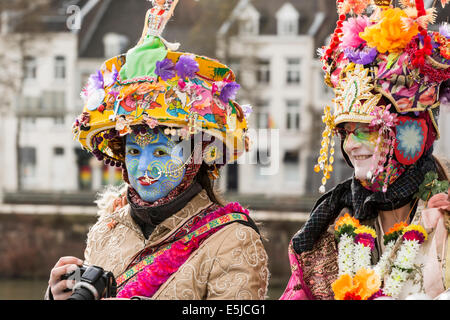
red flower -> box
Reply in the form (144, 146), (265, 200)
(403, 230), (425, 244)
(344, 292), (362, 300)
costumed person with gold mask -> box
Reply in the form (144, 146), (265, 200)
(45, 0), (268, 300)
(281, 0), (450, 300)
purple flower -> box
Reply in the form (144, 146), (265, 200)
(88, 70), (104, 91)
(104, 64), (118, 87)
(219, 81), (240, 103)
(344, 47), (378, 65)
(242, 104), (253, 120)
(155, 58), (176, 81)
(439, 23), (450, 39)
(175, 55), (199, 79)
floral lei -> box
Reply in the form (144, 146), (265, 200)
(332, 213), (428, 300)
(116, 202), (249, 299)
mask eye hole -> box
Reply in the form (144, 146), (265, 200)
(153, 148), (168, 157)
(127, 148), (140, 156)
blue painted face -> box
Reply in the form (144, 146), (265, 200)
(125, 128), (186, 203)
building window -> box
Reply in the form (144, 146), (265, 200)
(42, 91), (65, 112)
(75, 148), (93, 190)
(103, 33), (129, 58)
(54, 56), (66, 79)
(276, 3), (299, 36)
(281, 20), (297, 36)
(24, 56), (37, 79)
(257, 59), (270, 84)
(283, 150), (299, 182)
(286, 58), (301, 85)
(254, 149), (271, 181)
(286, 99), (301, 131)
(19, 147), (37, 189)
(255, 100), (270, 129)
(54, 147), (64, 156)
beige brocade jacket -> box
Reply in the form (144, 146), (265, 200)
(83, 190), (269, 300)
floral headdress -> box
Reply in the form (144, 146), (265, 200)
(73, 10), (250, 177)
(315, 0), (449, 193)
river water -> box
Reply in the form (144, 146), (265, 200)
(0, 279), (285, 300)
(0, 279), (49, 300)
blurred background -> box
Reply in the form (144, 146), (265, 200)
(0, 0), (448, 300)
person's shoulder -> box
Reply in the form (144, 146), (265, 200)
(94, 184), (128, 217)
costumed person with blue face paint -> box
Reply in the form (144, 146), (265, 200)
(45, 0), (268, 300)
(281, 0), (450, 300)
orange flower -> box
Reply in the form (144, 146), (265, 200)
(335, 213), (360, 231)
(332, 269), (381, 300)
(386, 221), (408, 235)
(332, 274), (358, 300)
(353, 268), (381, 300)
(360, 8), (419, 53)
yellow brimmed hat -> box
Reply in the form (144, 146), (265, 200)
(73, 51), (249, 167)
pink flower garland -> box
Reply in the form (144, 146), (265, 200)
(116, 202), (249, 299)
(369, 104), (399, 192)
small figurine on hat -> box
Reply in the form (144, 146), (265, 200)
(118, 0), (180, 84)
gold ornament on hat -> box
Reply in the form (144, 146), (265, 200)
(333, 63), (382, 126)
(315, 105), (336, 194)
(374, 0), (392, 7)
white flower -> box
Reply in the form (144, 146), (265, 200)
(394, 240), (420, 270)
(338, 234), (355, 276)
(353, 243), (372, 272)
(384, 267), (409, 298)
(374, 241), (395, 279)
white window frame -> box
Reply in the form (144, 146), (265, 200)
(286, 58), (301, 85)
(255, 100), (270, 129)
(286, 99), (301, 131)
(54, 55), (66, 79)
(257, 59), (271, 84)
(24, 56), (37, 79)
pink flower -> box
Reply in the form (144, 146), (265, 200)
(355, 233), (375, 250)
(340, 16), (373, 50)
(403, 230), (426, 244)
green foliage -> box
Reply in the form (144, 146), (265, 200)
(335, 225), (356, 241)
(414, 171), (449, 202)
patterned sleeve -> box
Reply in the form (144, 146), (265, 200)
(279, 241), (311, 300)
(206, 224), (269, 300)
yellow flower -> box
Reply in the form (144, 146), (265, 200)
(360, 8), (419, 53)
(355, 225), (377, 239)
(335, 213), (360, 231)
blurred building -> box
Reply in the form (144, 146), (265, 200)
(0, 0), (352, 206)
(216, 0), (352, 196)
(2, 0), (446, 206)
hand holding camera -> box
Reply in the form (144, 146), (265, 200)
(49, 256), (116, 300)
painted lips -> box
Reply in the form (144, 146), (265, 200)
(138, 176), (157, 186)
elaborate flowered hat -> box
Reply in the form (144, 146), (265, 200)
(73, 6), (249, 172)
(315, 0), (450, 193)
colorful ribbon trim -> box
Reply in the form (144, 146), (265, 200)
(115, 212), (248, 287)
